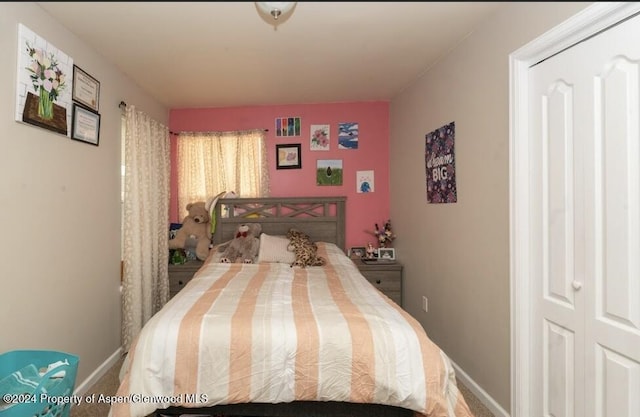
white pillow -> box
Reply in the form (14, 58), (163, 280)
(257, 233), (296, 264)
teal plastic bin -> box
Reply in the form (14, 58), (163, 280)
(0, 350), (79, 417)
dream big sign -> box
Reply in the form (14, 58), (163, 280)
(425, 121), (457, 204)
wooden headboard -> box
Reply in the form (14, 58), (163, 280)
(212, 196), (346, 252)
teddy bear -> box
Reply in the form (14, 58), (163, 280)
(168, 201), (211, 261)
(219, 223), (262, 263)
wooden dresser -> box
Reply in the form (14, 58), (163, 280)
(168, 260), (204, 299)
(352, 258), (403, 307)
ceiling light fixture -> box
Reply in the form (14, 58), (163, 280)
(255, 2), (296, 21)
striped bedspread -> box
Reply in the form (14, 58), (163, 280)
(110, 242), (473, 417)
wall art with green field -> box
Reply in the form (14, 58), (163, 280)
(316, 159), (343, 186)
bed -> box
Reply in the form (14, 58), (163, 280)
(109, 197), (474, 417)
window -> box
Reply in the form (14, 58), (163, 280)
(176, 129), (269, 218)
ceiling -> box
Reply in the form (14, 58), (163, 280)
(37, 2), (506, 109)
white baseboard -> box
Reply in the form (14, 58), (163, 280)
(74, 347), (123, 396)
(451, 359), (510, 417)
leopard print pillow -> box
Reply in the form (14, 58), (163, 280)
(286, 229), (326, 268)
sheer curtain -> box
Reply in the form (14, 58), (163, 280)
(121, 105), (170, 352)
(176, 129), (269, 218)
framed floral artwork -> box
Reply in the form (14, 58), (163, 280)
(310, 124), (330, 151)
(15, 23), (74, 136)
(276, 143), (301, 169)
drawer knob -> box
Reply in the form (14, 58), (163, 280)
(376, 280), (381, 284)
(179, 280), (184, 285)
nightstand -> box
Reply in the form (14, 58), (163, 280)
(168, 260), (203, 298)
(352, 258), (403, 307)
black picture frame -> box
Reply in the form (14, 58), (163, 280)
(71, 103), (100, 146)
(276, 143), (302, 169)
(72, 65), (100, 112)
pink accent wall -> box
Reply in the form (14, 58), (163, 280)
(169, 101), (390, 250)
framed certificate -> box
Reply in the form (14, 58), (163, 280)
(72, 65), (100, 112)
(71, 104), (100, 146)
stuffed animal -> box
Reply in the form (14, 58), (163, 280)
(168, 201), (211, 261)
(219, 223), (262, 263)
(286, 229), (326, 268)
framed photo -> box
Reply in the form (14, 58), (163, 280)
(71, 104), (100, 146)
(349, 246), (366, 258)
(377, 247), (396, 261)
(72, 65), (100, 112)
(276, 143), (301, 169)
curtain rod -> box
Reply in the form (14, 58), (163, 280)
(118, 101), (269, 135)
(119, 101), (180, 135)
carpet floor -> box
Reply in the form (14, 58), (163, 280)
(70, 356), (494, 417)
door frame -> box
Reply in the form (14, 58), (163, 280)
(508, 3), (640, 416)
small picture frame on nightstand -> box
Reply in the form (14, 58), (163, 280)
(377, 248), (396, 261)
(349, 246), (366, 258)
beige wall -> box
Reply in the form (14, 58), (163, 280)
(389, 2), (592, 411)
(0, 3), (167, 383)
